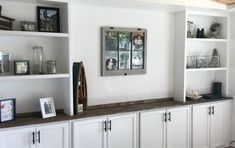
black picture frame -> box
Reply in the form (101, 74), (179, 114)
(14, 60), (30, 75)
(37, 6), (60, 33)
(0, 98), (16, 123)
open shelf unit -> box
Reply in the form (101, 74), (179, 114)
(173, 10), (229, 102)
(0, 0), (72, 115)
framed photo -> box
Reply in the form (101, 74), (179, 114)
(14, 60), (30, 75)
(40, 97), (56, 119)
(101, 27), (147, 76)
(20, 21), (37, 31)
(0, 98), (16, 123)
(37, 6), (60, 32)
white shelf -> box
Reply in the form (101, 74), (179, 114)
(0, 74), (69, 81)
(2, 0), (68, 4)
(186, 67), (227, 72)
(187, 38), (227, 42)
(0, 30), (69, 38)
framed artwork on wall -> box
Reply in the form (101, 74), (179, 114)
(101, 27), (147, 76)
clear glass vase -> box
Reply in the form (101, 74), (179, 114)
(33, 46), (44, 74)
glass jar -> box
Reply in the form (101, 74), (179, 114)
(47, 60), (57, 74)
(33, 46), (44, 74)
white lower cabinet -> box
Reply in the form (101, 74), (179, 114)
(140, 106), (191, 148)
(192, 100), (232, 148)
(72, 113), (137, 148)
(0, 122), (69, 148)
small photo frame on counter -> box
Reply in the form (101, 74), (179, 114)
(40, 97), (56, 119)
(14, 60), (30, 75)
(0, 98), (16, 123)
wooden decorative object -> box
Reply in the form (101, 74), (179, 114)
(73, 62), (88, 115)
(213, 0), (235, 5)
(0, 5), (15, 30)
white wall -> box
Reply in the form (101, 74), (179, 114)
(71, 4), (175, 105)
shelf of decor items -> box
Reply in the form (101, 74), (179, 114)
(186, 67), (227, 72)
(187, 38), (227, 42)
(0, 30), (69, 38)
(0, 74), (69, 80)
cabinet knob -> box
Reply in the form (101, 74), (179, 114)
(168, 112), (171, 122)
(212, 106), (215, 115)
(208, 107), (211, 115)
(163, 113), (167, 122)
(104, 121), (107, 132)
(108, 120), (112, 131)
(38, 131), (41, 143)
(32, 132), (35, 144)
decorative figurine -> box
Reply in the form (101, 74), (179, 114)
(0, 5), (15, 30)
(196, 28), (205, 38)
(209, 48), (220, 67)
(207, 23), (222, 39)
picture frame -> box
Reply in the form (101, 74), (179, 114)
(0, 98), (16, 123)
(14, 60), (30, 75)
(40, 97), (56, 119)
(101, 27), (147, 76)
(37, 6), (60, 33)
(20, 21), (37, 31)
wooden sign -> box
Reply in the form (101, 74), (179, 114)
(73, 62), (88, 115)
(213, 0), (235, 5)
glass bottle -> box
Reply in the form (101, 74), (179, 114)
(33, 46), (44, 74)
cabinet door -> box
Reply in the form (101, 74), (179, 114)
(224, 100), (233, 145)
(0, 127), (36, 148)
(73, 117), (107, 148)
(107, 113), (137, 148)
(140, 109), (166, 148)
(210, 102), (225, 148)
(192, 104), (210, 148)
(36, 122), (68, 148)
(166, 106), (191, 148)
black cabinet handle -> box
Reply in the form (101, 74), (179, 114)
(108, 120), (112, 131)
(104, 121), (107, 132)
(32, 132), (35, 144)
(38, 131), (41, 143)
(212, 106), (215, 115)
(208, 107), (211, 115)
(168, 112), (171, 122)
(163, 113), (167, 122)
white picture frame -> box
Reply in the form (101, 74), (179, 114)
(40, 97), (56, 118)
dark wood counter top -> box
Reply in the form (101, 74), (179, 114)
(0, 97), (232, 129)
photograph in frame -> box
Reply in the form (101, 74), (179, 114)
(118, 32), (131, 51)
(119, 51), (130, 70)
(37, 6), (60, 32)
(132, 32), (144, 50)
(0, 98), (16, 123)
(40, 97), (56, 119)
(105, 31), (118, 51)
(132, 51), (144, 69)
(105, 51), (118, 70)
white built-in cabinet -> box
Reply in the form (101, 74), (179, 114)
(140, 106), (191, 148)
(0, 0), (73, 115)
(173, 10), (229, 103)
(72, 113), (137, 148)
(0, 122), (68, 148)
(192, 100), (232, 148)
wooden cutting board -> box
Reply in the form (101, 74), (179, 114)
(214, 0), (235, 5)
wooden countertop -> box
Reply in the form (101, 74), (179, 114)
(0, 97), (232, 129)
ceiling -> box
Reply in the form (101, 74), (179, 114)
(214, 0), (235, 5)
